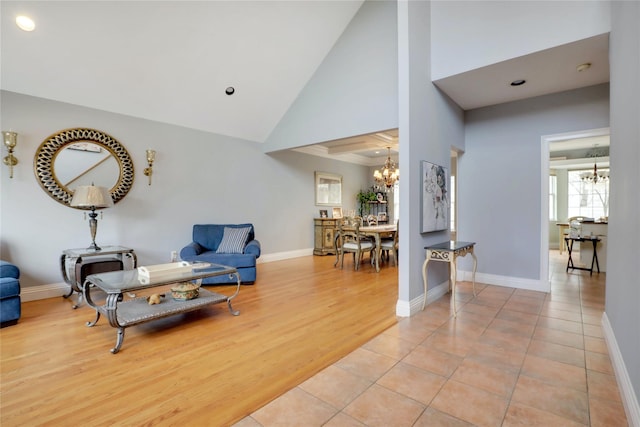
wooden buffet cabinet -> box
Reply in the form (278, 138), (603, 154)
(314, 218), (337, 255)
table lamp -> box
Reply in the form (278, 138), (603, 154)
(70, 184), (114, 250)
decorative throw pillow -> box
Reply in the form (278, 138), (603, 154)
(216, 227), (251, 254)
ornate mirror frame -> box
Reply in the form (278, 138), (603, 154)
(34, 128), (134, 207)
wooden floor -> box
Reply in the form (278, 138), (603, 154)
(0, 255), (399, 426)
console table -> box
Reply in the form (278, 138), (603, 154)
(565, 236), (600, 275)
(83, 263), (240, 353)
(421, 241), (477, 316)
(61, 246), (137, 308)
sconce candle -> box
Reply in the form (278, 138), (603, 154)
(2, 131), (18, 179)
(143, 149), (156, 185)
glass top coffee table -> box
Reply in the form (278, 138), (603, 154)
(83, 262), (241, 354)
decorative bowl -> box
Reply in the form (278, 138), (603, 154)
(170, 282), (199, 301)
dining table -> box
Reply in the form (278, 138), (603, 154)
(334, 223), (397, 272)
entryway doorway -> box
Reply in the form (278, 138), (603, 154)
(541, 127), (610, 285)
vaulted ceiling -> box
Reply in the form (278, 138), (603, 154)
(1, 1), (610, 165)
(1, 1), (364, 142)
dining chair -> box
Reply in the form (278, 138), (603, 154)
(380, 220), (399, 266)
(337, 220), (375, 271)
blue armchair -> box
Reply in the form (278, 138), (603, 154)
(180, 224), (260, 285)
(1, 260), (21, 327)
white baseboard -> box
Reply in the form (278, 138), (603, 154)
(21, 258), (552, 309)
(21, 282), (69, 302)
(397, 270), (551, 318)
(21, 249), (315, 302)
(396, 279), (449, 317)
(602, 313), (640, 427)
(257, 248), (313, 263)
(458, 269), (550, 293)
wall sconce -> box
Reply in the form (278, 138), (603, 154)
(143, 149), (156, 185)
(2, 131), (18, 179)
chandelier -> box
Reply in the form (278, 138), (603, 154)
(373, 147), (399, 190)
(580, 147), (609, 183)
(580, 161), (609, 183)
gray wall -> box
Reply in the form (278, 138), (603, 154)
(461, 84), (609, 280)
(431, 0), (611, 79)
(608, 0), (640, 404)
(264, 0), (398, 152)
(397, 0), (465, 309)
(0, 91), (371, 289)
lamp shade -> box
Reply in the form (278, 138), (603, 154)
(70, 185), (114, 209)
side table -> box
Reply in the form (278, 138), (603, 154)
(61, 246), (137, 308)
(421, 241), (477, 316)
(564, 236), (600, 275)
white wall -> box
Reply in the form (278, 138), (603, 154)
(461, 84), (609, 283)
(264, 0), (398, 152)
(0, 91), (370, 290)
(431, 0), (611, 79)
(607, 0), (640, 413)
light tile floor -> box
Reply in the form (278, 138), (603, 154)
(235, 251), (628, 426)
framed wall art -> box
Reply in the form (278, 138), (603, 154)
(421, 161), (449, 233)
(315, 171), (342, 206)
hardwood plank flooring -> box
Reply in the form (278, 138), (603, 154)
(0, 255), (398, 426)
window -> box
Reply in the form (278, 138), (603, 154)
(549, 174), (557, 221)
(567, 169), (609, 219)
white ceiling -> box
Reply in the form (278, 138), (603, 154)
(550, 135), (610, 153)
(0, 1), (364, 142)
(433, 34), (610, 110)
(293, 128), (399, 166)
(1, 1), (610, 163)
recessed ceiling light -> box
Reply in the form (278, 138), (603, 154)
(510, 79), (526, 86)
(577, 63), (591, 72)
(225, 87), (235, 96)
(16, 15), (35, 32)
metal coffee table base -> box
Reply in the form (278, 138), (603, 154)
(86, 288), (238, 354)
(83, 265), (241, 354)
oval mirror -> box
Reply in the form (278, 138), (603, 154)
(54, 142), (120, 191)
(34, 128), (134, 207)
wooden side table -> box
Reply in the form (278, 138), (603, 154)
(421, 241), (477, 316)
(60, 246), (137, 308)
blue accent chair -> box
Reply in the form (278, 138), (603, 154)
(180, 224), (261, 285)
(0, 260), (21, 327)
